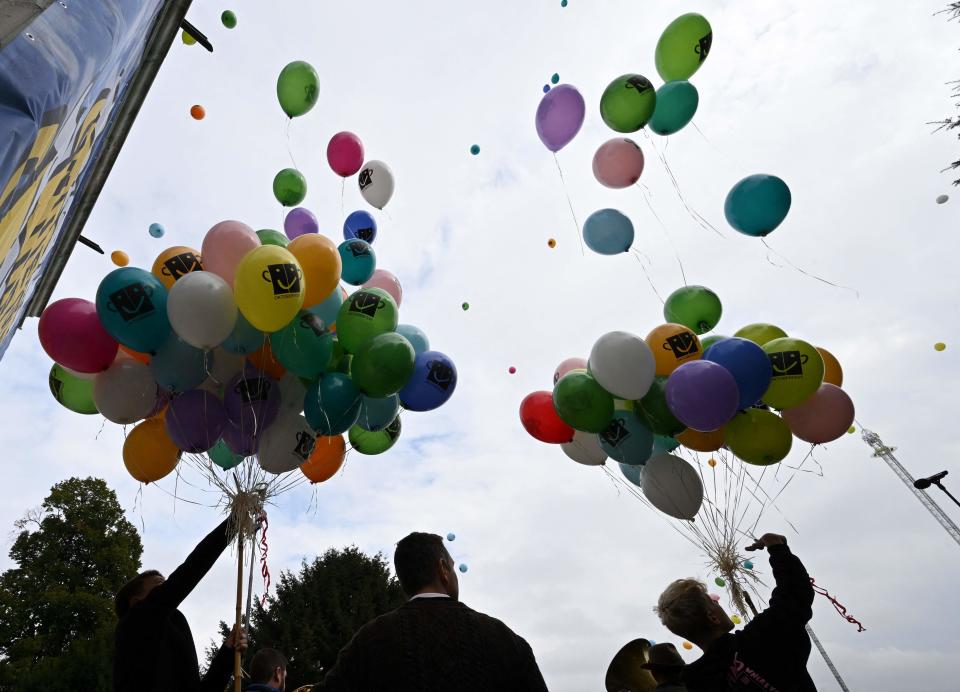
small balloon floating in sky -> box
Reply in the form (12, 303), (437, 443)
(470, 144), (480, 155)
(547, 238), (556, 248)
(508, 366), (517, 374)
(551, 73), (560, 85)
(682, 642), (693, 650)
(110, 251), (129, 267)
(148, 223), (165, 239)
(714, 577), (725, 587)
(743, 560), (754, 570)
(732, 615), (742, 625)
(543, 84), (551, 93)
(458, 564), (468, 573)
(221, 10), (237, 28)
(461, 302), (469, 311)
(190, 105), (205, 120)
(181, 30), (196, 45)
(936, 194), (949, 204)
(847, 425), (856, 435)
(707, 458), (717, 468)
(935, 342), (946, 352)
(446, 532), (456, 541)
(560, 0), (568, 6)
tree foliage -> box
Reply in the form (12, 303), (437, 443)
(934, 3), (960, 185)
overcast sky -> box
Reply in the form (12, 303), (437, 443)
(2, 0), (960, 689)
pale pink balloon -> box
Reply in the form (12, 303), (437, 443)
(201, 220), (260, 287)
(362, 268), (402, 306)
(553, 357), (587, 385)
(782, 384), (855, 445)
(592, 138), (645, 189)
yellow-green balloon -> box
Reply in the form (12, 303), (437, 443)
(724, 408), (792, 465)
(349, 416), (401, 455)
(600, 74), (657, 133)
(761, 337), (824, 409)
(277, 61), (319, 118)
(734, 323), (787, 346)
(49, 364), (98, 414)
(655, 13), (713, 82)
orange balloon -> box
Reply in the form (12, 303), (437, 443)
(123, 418), (181, 483)
(111, 250), (129, 267)
(119, 344), (151, 364)
(646, 323), (702, 376)
(301, 435), (346, 483)
(816, 347), (843, 388)
(707, 458), (717, 468)
(288, 234), (342, 307)
(248, 341), (285, 380)
(151, 246), (203, 290)
(190, 104), (205, 120)
(682, 642), (693, 650)
(677, 427), (725, 452)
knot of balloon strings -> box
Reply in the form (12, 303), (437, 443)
(259, 510), (272, 606)
(810, 576), (865, 632)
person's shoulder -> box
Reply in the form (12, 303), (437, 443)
(459, 603), (531, 645)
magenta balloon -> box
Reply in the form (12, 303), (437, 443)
(39, 298), (118, 373)
(665, 360), (740, 432)
(535, 84), (586, 152)
(553, 357), (587, 385)
(327, 131), (365, 177)
(592, 138), (645, 189)
(361, 268), (403, 306)
(201, 220), (260, 286)
(283, 207), (319, 240)
(782, 384), (855, 444)
(165, 389), (227, 453)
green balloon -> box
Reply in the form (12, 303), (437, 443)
(272, 310), (334, 379)
(257, 228), (289, 248)
(49, 364), (97, 414)
(277, 60), (319, 118)
(349, 416), (402, 455)
(648, 81), (699, 136)
(335, 288), (399, 353)
(655, 13), (713, 82)
(600, 74), (657, 133)
(761, 338), (824, 409)
(210, 439), (244, 470)
(273, 168), (307, 207)
(700, 334), (728, 350)
(553, 371), (614, 433)
(221, 10), (237, 28)
(664, 285), (721, 335)
(734, 323), (787, 346)
(351, 333), (415, 398)
(724, 408), (792, 465)
(636, 377), (685, 436)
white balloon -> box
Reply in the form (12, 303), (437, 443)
(561, 430), (608, 466)
(209, 348), (246, 385)
(167, 271), (237, 350)
(936, 194), (949, 205)
(258, 413), (316, 474)
(93, 359), (158, 424)
(641, 453), (703, 520)
(279, 373), (307, 414)
(588, 331), (655, 399)
(358, 160), (395, 209)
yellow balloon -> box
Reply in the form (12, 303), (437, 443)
(847, 425), (856, 435)
(181, 29), (196, 45)
(151, 245), (203, 290)
(123, 418), (181, 483)
(732, 615), (742, 625)
(646, 323), (702, 376)
(682, 641), (693, 650)
(935, 342), (946, 352)
(288, 234), (341, 307)
(234, 245), (304, 332)
(111, 250), (129, 267)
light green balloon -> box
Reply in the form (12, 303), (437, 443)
(761, 338), (824, 409)
(210, 439), (244, 470)
(648, 81), (699, 136)
(600, 74), (656, 133)
(273, 168), (307, 207)
(49, 364), (98, 415)
(655, 13), (713, 82)
(334, 288), (399, 353)
(663, 285), (721, 335)
(734, 323), (787, 346)
(349, 416), (401, 455)
(257, 228), (289, 248)
(277, 60), (319, 118)
(724, 408), (792, 465)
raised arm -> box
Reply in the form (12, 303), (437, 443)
(747, 533), (814, 624)
(146, 517), (234, 612)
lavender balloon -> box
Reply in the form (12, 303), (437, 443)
(283, 207), (319, 240)
(165, 390), (226, 453)
(665, 360), (740, 433)
(224, 367), (280, 434)
(535, 84), (586, 152)
(223, 421), (259, 456)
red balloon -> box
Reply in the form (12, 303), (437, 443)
(781, 384), (855, 444)
(520, 391), (574, 443)
(39, 298), (118, 373)
(326, 131), (365, 178)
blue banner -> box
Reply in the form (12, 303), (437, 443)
(0, 0), (165, 357)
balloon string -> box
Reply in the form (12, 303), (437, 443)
(629, 249), (664, 303)
(810, 577), (865, 632)
(340, 179), (345, 217)
(285, 118), (300, 170)
(259, 510), (271, 606)
(759, 239), (859, 297)
(552, 153), (584, 256)
(636, 182), (687, 286)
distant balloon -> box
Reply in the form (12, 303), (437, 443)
(551, 73), (560, 84)
(936, 194), (949, 204)
(548, 238), (556, 248)
(447, 533), (456, 541)
(743, 560), (753, 570)
(470, 144), (480, 155)
(181, 30), (196, 45)
(707, 457), (717, 467)
(190, 105), (205, 120)
(935, 342), (946, 351)
(543, 84), (551, 93)
(221, 10), (237, 28)
(535, 84), (586, 152)
(847, 425), (856, 434)
(462, 302), (469, 311)
(732, 615), (742, 625)
(149, 223), (165, 238)
(111, 251), (129, 267)
(459, 564), (468, 573)
(715, 577), (725, 587)
(682, 642), (693, 650)
(725, 174), (791, 237)
(561, 0), (567, 6)
(508, 366), (516, 374)
(583, 208), (634, 254)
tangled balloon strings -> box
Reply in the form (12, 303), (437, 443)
(552, 153), (585, 255)
(634, 183), (688, 287)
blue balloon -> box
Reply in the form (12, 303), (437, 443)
(396, 324), (430, 355)
(149, 222), (165, 238)
(304, 372), (361, 435)
(343, 210), (377, 244)
(724, 174), (791, 237)
(458, 564), (468, 573)
(583, 208), (634, 255)
(150, 334), (211, 392)
(357, 394), (400, 431)
(95, 267), (171, 353)
(338, 239), (377, 286)
(618, 461), (644, 487)
(598, 410), (654, 466)
(653, 434), (680, 455)
(308, 286), (345, 332)
(221, 313), (264, 355)
(446, 532), (456, 541)
(399, 350), (457, 412)
(704, 337), (772, 410)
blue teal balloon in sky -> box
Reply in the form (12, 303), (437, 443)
(583, 209), (634, 255)
(724, 174), (791, 237)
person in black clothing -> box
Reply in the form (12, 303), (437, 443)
(320, 532), (549, 691)
(654, 533), (816, 691)
(113, 515), (249, 692)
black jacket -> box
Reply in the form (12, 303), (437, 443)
(113, 518), (236, 692)
(683, 544), (816, 691)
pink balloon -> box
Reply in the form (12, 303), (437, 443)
(781, 384), (855, 444)
(592, 138), (645, 189)
(362, 269), (402, 306)
(327, 131), (365, 178)
(39, 298), (118, 373)
(201, 220), (260, 286)
(553, 357), (587, 385)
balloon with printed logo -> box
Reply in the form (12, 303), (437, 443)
(781, 384), (855, 444)
(201, 221), (260, 287)
(210, 439), (244, 469)
(677, 427), (724, 452)
(583, 208), (635, 254)
(123, 418), (181, 483)
(95, 268), (171, 354)
(151, 246), (204, 290)
(351, 332), (415, 398)
(277, 60), (319, 118)
(234, 245), (304, 332)
(397, 324), (429, 355)
(349, 415), (402, 455)
(589, 331), (655, 399)
(259, 413), (318, 473)
(304, 372), (362, 435)
(553, 357), (587, 386)
(552, 370), (614, 433)
(165, 389), (226, 453)
(649, 81), (699, 136)
(301, 434), (346, 481)
(655, 13), (713, 82)
(221, 313), (264, 355)
(361, 269), (402, 306)
(271, 311), (334, 379)
(338, 239), (377, 286)
(666, 360), (740, 432)
(664, 286), (722, 335)
(817, 347), (843, 387)
(288, 234), (341, 307)
(39, 298), (118, 373)
(725, 175), (791, 237)
(327, 131), (365, 177)
(334, 287), (399, 353)
(93, 359), (159, 424)
(273, 168), (307, 207)
(592, 138), (645, 188)
(724, 408), (792, 465)
(703, 337), (771, 410)
(734, 323), (787, 346)
(256, 229), (289, 248)
(358, 394), (401, 431)
(637, 377), (685, 436)
(762, 338), (824, 409)
(535, 83), (586, 152)
(561, 429), (607, 466)
(399, 350), (457, 412)
(224, 367), (280, 433)
(646, 323), (702, 376)
(283, 207), (319, 240)
(49, 364), (98, 414)
(520, 391), (575, 443)
(167, 271), (237, 350)
(600, 74), (656, 133)
(598, 410), (654, 465)
(223, 422), (259, 456)
(642, 453), (703, 520)
(343, 210), (378, 244)
(150, 334), (211, 392)
(358, 160), (395, 209)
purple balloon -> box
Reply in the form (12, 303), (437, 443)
(165, 390), (226, 453)
(535, 84), (586, 152)
(224, 367), (280, 434)
(148, 388), (172, 418)
(283, 207), (319, 240)
(665, 361), (740, 433)
(223, 421), (259, 456)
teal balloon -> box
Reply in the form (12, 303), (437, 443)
(598, 410), (654, 466)
(357, 394), (400, 431)
(95, 267), (170, 353)
(150, 334), (211, 392)
(653, 434), (681, 454)
(396, 324), (429, 354)
(210, 439), (243, 469)
(583, 208), (634, 255)
(618, 462), (644, 488)
(308, 286), (345, 332)
(338, 240), (377, 286)
(648, 81), (699, 136)
(272, 311), (334, 379)
(304, 373), (361, 435)
(257, 228), (289, 248)
(221, 313), (264, 355)
(724, 174), (791, 237)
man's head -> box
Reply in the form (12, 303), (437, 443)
(250, 648), (287, 691)
(655, 579), (733, 647)
(394, 532), (459, 600)
(115, 570), (165, 618)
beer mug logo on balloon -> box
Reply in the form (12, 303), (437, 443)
(425, 360), (454, 390)
(768, 351), (807, 378)
(600, 417), (631, 448)
(299, 313), (327, 337)
(161, 252), (202, 281)
(356, 227), (374, 242)
(348, 291), (382, 319)
(107, 283), (155, 322)
(385, 417), (402, 441)
(293, 430), (317, 460)
(234, 377), (271, 404)
(696, 32), (713, 62)
(261, 263), (302, 297)
(358, 168), (373, 190)
(664, 333), (699, 359)
(348, 241), (370, 258)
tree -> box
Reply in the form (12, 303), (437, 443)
(0, 477), (142, 691)
(933, 3), (960, 185)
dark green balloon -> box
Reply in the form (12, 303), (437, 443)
(663, 285), (722, 335)
(210, 439), (243, 469)
(335, 287), (399, 353)
(552, 371), (614, 433)
(600, 74), (656, 133)
(648, 80), (699, 136)
(273, 168), (307, 207)
(349, 415), (401, 455)
(49, 364), (97, 414)
(257, 228), (289, 247)
(351, 332), (415, 398)
(636, 376), (685, 436)
(277, 60), (319, 118)
(221, 10), (237, 28)
(271, 310), (334, 379)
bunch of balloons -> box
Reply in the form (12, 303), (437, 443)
(38, 217), (457, 486)
(519, 285), (854, 521)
